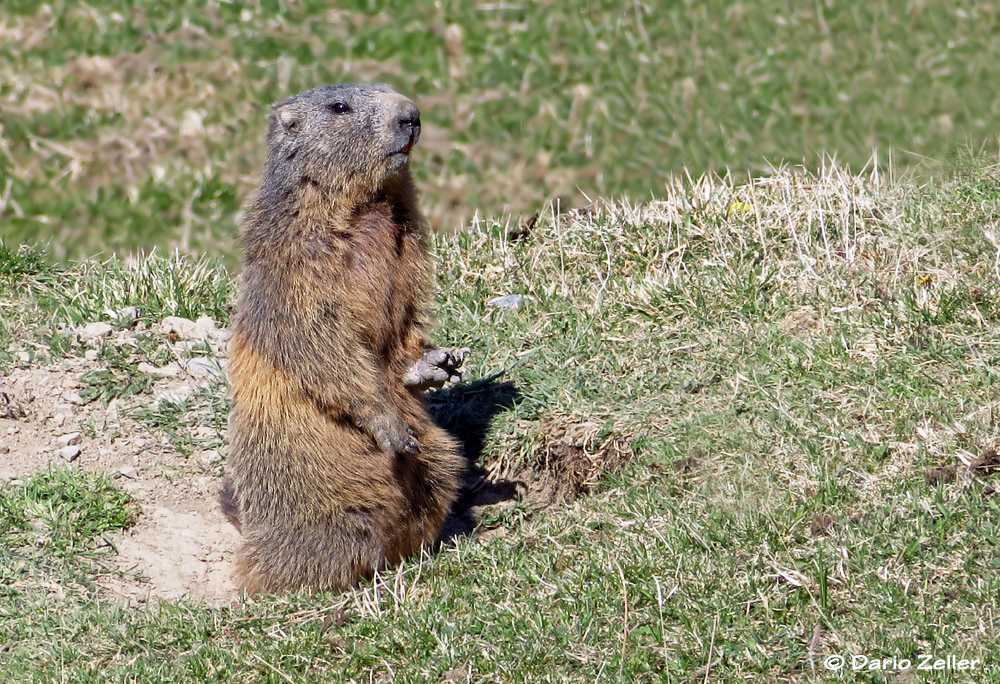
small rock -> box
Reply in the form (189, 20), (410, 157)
(138, 361), (182, 378)
(197, 450), (218, 465)
(215, 328), (233, 343)
(0, 445), (9, 455)
(194, 425), (216, 439)
(62, 391), (84, 405)
(161, 315), (219, 341)
(56, 432), (82, 447)
(51, 413), (67, 427)
(16, 351), (30, 364)
(153, 385), (194, 407)
(195, 315), (219, 338)
(105, 306), (140, 325)
(84, 349), (99, 361)
(184, 357), (224, 378)
(6, 426), (19, 435)
(118, 466), (139, 479)
(59, 445), (82, 462)
(106, 399), (120, 423)
(160, 316), (200, 339)
(79, 322), (114, 339)
(486, 294), (535, 310)
(134, 438), (146, 448)
(174, 340), (215, 352)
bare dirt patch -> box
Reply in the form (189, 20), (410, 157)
(1, 341), (239, 606)
(970, 447), (1000, 477)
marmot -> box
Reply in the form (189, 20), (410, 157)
(222, 83), (466, 594)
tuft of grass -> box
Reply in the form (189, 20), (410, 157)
(0, 469), (136, 556)
(33, 250), (235, 325)
(77, 344), (155, 406)
(0, 240), (51, 282)
(135, 383), (230, 459)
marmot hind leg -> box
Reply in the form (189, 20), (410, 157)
(235, 511), (384, 594)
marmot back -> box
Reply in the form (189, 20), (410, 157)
(223, 83), (464, 594)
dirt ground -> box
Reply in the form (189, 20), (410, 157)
(1, 323), (240, 605)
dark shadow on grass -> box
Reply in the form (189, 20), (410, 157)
(426, 376), (522, 543)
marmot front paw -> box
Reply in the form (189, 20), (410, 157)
(403, 347), (470, 391)
(363, 412), (420, 456)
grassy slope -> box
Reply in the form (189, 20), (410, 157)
(2, 158), (1000, 682)
(3, 0), (1000, 260)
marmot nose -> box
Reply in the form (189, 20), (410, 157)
(396, 102), (421, 135)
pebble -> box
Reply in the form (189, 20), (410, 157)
(118, 466), (139, 479)
(185, 357), (225, 378)
(59, 445), (82, 462)
(161, 316), (198, 338)
(153, 385), (194, 407)
(84, 349), (99, 361)
(17, 351), (30, 364)
(62, 391), (84, 405)
(197, 450), (218, 465)
(56, 432), (82, 447)
(0, 445), (9, 455)
(138, 362), (182, 378)
(105, 306), (140, 325)
(160, 315), (221, 341)
(51, 414), (67, 427)
(486, 294), (536, 310)
(79, 322), (114, 339)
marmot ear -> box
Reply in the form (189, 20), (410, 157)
(276, 106), (299, 134)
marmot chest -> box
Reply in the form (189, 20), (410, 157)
(338, 208), (425, 355)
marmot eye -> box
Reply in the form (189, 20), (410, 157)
(330, 102), (351, 115)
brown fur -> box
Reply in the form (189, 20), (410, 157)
(222, 83), (464, 594)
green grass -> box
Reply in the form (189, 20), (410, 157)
(3, 1), (1000, 260)
(0, 469), (136, 600)
(3, 157), (1000, 681)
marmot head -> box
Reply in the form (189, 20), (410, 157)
(264, 83), (421, 203)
